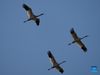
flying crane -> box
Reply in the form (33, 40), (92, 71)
(47, 50), (66, 74)
(68, 28), (88, 52)
(22, 4), (44, 26)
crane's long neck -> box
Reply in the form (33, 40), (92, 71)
(80, 35), (88, 40)
(58, 60), (66, 65)
(36, 13), (44, 17)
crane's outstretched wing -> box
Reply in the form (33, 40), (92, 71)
(70, 28), (79, 40)
(56, 65), (64, 73)
(76, 40), (87, 52)
(23, 4), (34, 18)
(48, 51), (57, 65)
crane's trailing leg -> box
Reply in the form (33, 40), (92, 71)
(24, 18), (31, 23)
(48, 66), (55, 70)
(68, 40), (76, 45)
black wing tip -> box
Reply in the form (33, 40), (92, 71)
(47, 51), (52, 58)
(22, 3), (27, 7)
(70, 27), (74, 33)
(36, 19), (40, 26)
(22, 3), (30, 10)
(59, 69), (64, 74)
(48, 50), (51, 55)
(81, 46), (87, 52)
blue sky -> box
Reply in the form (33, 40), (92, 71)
(0, 0), (100, 75)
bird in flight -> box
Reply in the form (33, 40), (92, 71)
(22, 4), (44, 26)
(68, 28), (88, 52)
(47, 50), (66, 74)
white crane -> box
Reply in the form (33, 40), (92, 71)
(22, 4), (44, 26)
(68, 28), (88, 52)
(47, 51), (66, 74)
